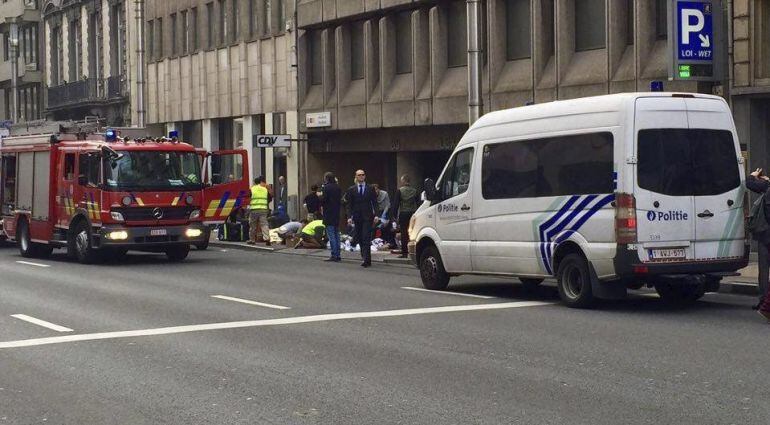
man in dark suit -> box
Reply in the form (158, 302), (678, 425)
(346, 169), (377, 267)
(320, 172), (343, 262)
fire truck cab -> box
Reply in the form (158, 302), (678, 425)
(0, 124), (249, 263)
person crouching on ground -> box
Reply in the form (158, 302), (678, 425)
(298, 219), (326, 249)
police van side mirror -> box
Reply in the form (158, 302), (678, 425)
(424, 178), (438, 202)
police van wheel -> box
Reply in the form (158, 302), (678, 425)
(419, 246), (450, 290)
(519, 278), (544, 290)
(72, 222), (98, 264)
(556, 254), (595, 308)
(166, 245), (190, 262)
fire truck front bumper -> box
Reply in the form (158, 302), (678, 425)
(96, 224), (207, 248)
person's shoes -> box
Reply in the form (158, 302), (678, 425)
(361, 261), (371, 268)
(333, 257), (342, 262)
(324, 257), (337, 262)
(398, 254), (408, 259)
(758, 310), (770, 322)
(246, 241), (256, 245)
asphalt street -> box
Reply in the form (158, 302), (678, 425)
(0, 243), (768, 425)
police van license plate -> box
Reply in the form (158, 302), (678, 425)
(650, 248), (686, 260)
(150, 229), (167, 236)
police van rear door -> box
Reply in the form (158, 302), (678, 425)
(634, 97), (696, 263)
(685, 98), (744, 261)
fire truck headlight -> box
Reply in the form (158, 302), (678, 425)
(106, 230), (129, 241)
(121, 196), (132, 206)
(185, 195), (195, 205)
(110, 211), (125, 222)
(189, 209), (201, 220)
(185, 228), (203, 238)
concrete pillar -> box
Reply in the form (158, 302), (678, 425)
(202, 119), (219, 151)
(264, 112), (274, 186)
(286, 110), (300, 219)
(243, 115), (257, 184)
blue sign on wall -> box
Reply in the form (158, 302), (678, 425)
(677, 1), (714, 61)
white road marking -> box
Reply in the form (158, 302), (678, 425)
(400, 286), (496, 299)
(15, 261), (50, 268)
(211, 295), (291, 310)
(10, 314), (73, 332)
(0, 301), (553, 349)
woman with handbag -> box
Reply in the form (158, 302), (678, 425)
(747, 168), (770, 320)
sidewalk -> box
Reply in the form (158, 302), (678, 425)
(209, 238), (761, 296)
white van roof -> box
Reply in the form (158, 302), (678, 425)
(458, 92), (728, 146)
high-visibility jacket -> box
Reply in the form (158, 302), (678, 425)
(301, 220), (325, 236)
(250, 185), (269, 210)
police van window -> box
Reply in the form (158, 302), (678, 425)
(638, 129), (739, 196)
(441, 148), (474, 200)
(78, 153), (101, 186)
(482, 132), (614, 199)
(64, 153), (75, 180)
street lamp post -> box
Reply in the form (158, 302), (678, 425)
(466, 0), (483, 125)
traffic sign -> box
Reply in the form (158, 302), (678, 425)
(670, 0), (721, 81)
(253, 134), (292, 148)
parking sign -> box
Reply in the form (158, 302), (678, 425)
(670, 0), (720, 81)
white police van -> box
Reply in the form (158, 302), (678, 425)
(408, 93), (748, 307)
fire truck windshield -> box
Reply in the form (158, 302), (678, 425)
(104, 151), (202, 191)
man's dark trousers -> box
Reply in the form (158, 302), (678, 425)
(354, 217), (372, 264)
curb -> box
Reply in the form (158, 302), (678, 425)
(719, 281), (760, 296)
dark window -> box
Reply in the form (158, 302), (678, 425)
(181, 11), (189, 54)
(157, 18), (164, 57)
(275, 0), (285, 33)
(248, 0), (255, 36)
(440, 148), (474, 200)
(350, 21), (364, 80)
(447, 1), (467, 67)
(260, 0), (269, 35)
(78, 153), (101, 186)
(575, 0), (606, 51)
(505, 0), (531, 60)
(627, 0), (634, 45)
(310, 30), (322, 85)
(638, 129), (740, 197)
(146, 20), (154, 58)
(482, 133), (614, 199)
(218, 0), (226, 44)
(656, 0), (667, 40)
(207, 2), (214, 48)
(64, 154), (76, 180)
(232, 0), (239, 40)
(191, 8), (199, 50)
(171, 13), (177, 55)
(395, 11), (412, 74)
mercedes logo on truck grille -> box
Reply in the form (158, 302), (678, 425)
(152, 207), (164, 219)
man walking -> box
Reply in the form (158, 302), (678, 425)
(346, 169), (377, 267)
(320, 172), (342, 262)
(390, 174), (419, 258)
(277, 176), (288, 211)
(248, 176), (272, 247)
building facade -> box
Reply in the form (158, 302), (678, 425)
(0, 0), (44, 124)
(143, 0), (302, 217)
(41, 0), (139, 126)
(731, 0), (770, 174)
(296, 0), (715, 193)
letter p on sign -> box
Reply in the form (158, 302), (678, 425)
(681, 9), (704, 44)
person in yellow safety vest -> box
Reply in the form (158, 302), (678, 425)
(298, 219), (326, 249)
(248, 175), (272, 246)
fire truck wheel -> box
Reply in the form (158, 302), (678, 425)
(195, 227), (211, 250)
(166, 245), (190, 262)
(17, 220), (51, 258)
(71, 221), (98, 264)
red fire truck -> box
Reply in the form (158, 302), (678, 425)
(0, 123), (249, 262)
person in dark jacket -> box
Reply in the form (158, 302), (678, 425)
(304, 185), (321, 221)
(346, 169), (377, 267)
(747, 167), (770, 320)
(390, 174), (419, 258)
(320, 172), (343, 262)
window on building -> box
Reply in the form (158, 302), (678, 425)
(69, 18), (83, 79)
(248, 0), (256, 36)
(575, 0), (605, 51)
(505, 0), (531, 60)
(274, 0), (285, 33)
(51, 26), (62, 85)
(206, 2), (214, 48)
(191, 7), (199, 51)
(542, 0), (554, 59)
(447, 1), (467, 67)
(181, 11), (189, 54)
(171, 13), (178, 55)
(157, 18), (164, 57)
(146, 20), (154, 59)
(310, 30), (322, 85)
(20, 25), (38, 67)
(481, 133), (614, 200)
(395, 11), (412, 74)
(232, 0), (239, 40)
(261, 0), (270, 36)
(3, 32), (9, 62)
(655, 0), (667, 40)
(627, 0), (634, 45)
(218, 0), (227, 44)
(350, 21), (364, 80)
(110, 3), (127, 76)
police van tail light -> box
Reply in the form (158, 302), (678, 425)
(615, 193), (637, 244)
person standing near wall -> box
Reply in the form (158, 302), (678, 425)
(248, 176), (272, 247)
(390, 174), (419, 258)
